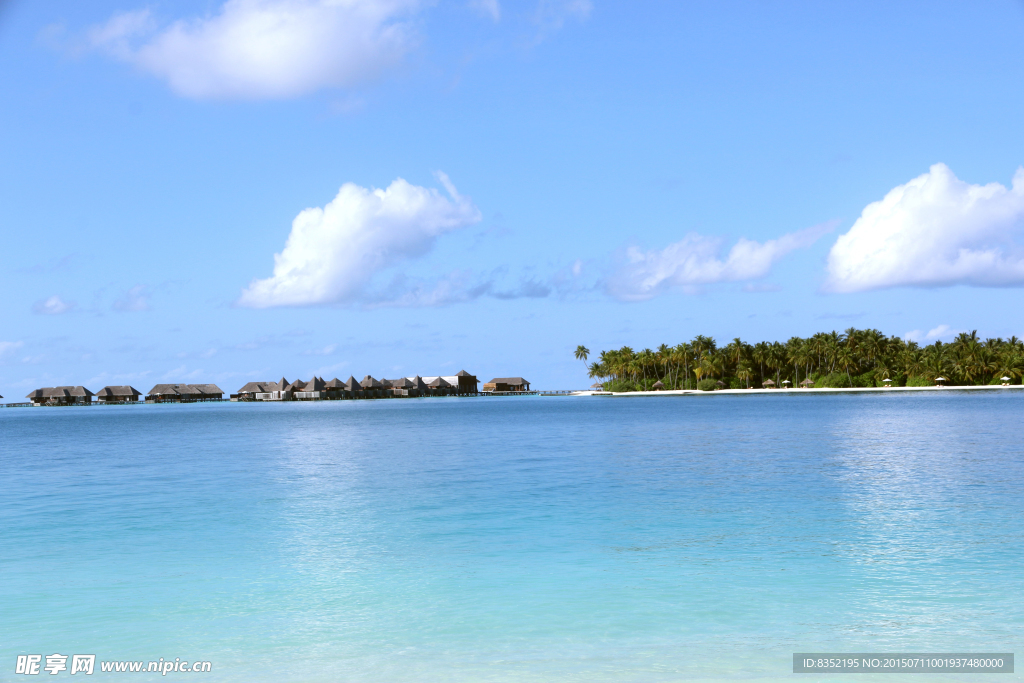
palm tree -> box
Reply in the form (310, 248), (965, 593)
(574, 345), (590, 373)
(786, 337), (803, 386)
(836, 347), (855, 387)
(995, 353), (1024, 382)
(770, 341), (787, 386)
(752, 342), (770, 386)
(736, 362), (753, 389)
(922, 343), (951, 383)
(588, 327), (1024, 392)
(678, 343), (693, 389)
(639, 349), (656, 386)
(725, 337), (745, 368)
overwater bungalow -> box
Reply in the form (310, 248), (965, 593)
(427, 376), (453, 395)
(483, 377), (531, 392)
(27, 386), (94, 405)
(235, 379), (287, 401)
(95, 386), (142, 403)
(146, 383), (224, 403)
(233, 370), (479, 402)
(417, 370), (478, 394)
(323, 378), (347, 398)
(361, 375), (384, 397)
(386, 377), (417, 397)
(294, 376), (326, 400)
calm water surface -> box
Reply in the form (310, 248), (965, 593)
(2, 393), (1022, 681)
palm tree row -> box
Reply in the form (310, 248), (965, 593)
(585, 328), (1024, 391)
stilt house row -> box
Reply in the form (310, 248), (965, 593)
(25, 384), (223, 405)
(233, 371), (479, 401)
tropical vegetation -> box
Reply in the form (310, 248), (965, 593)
(584, 329), (1024, 391)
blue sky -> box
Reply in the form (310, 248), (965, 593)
(2, 0), (1024, 395)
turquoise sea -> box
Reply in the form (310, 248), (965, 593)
(2, 393), (1022, 681)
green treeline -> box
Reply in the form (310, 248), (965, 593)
(586, 329), (1024, 392)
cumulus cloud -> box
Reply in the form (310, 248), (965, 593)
(113, 284), (152, 312)
(90, 0), (419, 100)
(238, 173), (482, 308)
(825, 164), (1024, 292)
(32, 295), (75, 315)
(605, 223), (832, 302)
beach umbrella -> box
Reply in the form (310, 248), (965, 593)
(653, 381), (666, 390)
(762, 379), (775, 387)
(1001, 376), (1011, 381)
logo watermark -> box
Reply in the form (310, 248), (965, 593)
(15, 655), (211, 675)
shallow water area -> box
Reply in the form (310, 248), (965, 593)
(2, 393), (1022, 681)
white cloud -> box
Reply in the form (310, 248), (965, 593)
(304, 344), (338, 355)
(113, 284), (152, 312)
(162, 365), (206, 381)
(535, 0), (591, 32)
(469, 0), (501, 22)
(85, 370), (153, 387)
(238, 173), (482, 308)
(825, 164), (1024, 292)
(90, 0), (419, 100)
(742, 283), (782, 293)
(903, 324), (958, 344)
(32, 295), (75, 315)
(605, 223), (832, 302)
(359, 269), (550, 308)
(0, 341), (24, 358)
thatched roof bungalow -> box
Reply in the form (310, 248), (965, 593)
(27, 386), (94, 405)
(482, 377), (531, 392)
(235, 379), (286, 400)
(146, 383), (224, 403)
(427, 376), (453, 394)
(294, 377), (326, 400)
(96, 386), (142, 402)
(417, 370), (478, 394)
(360, 375), (383, 390)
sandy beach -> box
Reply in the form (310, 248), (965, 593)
(575, 384), (1024, 397)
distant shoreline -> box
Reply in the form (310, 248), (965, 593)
(571, 384), (1024, 397)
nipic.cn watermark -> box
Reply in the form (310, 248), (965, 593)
(14, 655), (212, 676)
